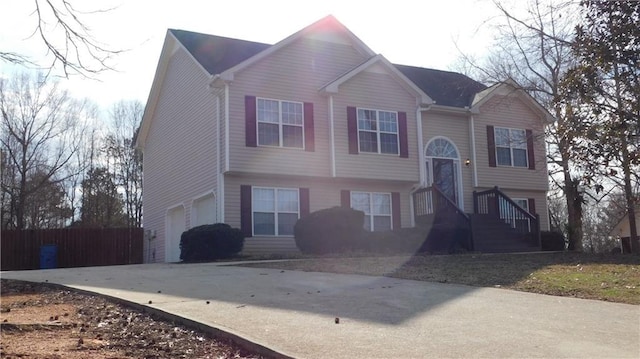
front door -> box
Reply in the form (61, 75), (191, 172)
(432, 158), (456, 203)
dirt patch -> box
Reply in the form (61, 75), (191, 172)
(0, 279), (268, 359)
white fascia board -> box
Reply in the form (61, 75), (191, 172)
(136, 31), (176, 150)
(470, 81), (555, 123)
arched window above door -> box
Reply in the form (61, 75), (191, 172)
(426, 138), (459, 158)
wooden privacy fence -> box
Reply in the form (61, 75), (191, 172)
(1, 228), (144, 271)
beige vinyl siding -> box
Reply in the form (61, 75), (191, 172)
(224, 174), (414, 253)
(421, 110), (473, 212)
(227, 38), (368, 177)
(611, 211), (640, 238)
(475, 187), (550, 231)
(474, 95), (548, 191)
(142, 48), (219, 262)
(333, 71), (420, 182)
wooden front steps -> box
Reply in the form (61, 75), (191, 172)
(470, 214), (539, 253)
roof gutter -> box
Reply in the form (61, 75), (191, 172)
(424, 104), (474, 114)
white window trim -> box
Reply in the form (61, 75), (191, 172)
(356, 107), (399, 155)
(256, 97), (305, 149)
(251, 187), (300, 237)
(494, 126), (528, 168)
(350, 191), (393, 231)
(512, 198), (529, 211)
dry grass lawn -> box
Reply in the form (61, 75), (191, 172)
(239, 252), (640, 305)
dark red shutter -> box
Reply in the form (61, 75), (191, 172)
(528, 198), (536, 215)
(526, 129), (535, 170)
(487, 125), (496, 167)
(392, 192), (401, 230)
(245, 96), (257, 147)
(341, 190), (351, 208)
(300, 188), (310, 217)
(398, 112), (408, 158)
(347, 106), (358, 154)
(240, 185), (252, 237)
(304, 103), (314, 152)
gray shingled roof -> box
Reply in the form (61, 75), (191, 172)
(394, 64), (487, 108)
(170, 29), (486, 108)
(170, 29), (271, 75)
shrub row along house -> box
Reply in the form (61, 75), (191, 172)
(135, 16), (553, 262)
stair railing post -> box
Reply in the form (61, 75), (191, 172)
(535, 213), (541, 248)
(473, 190), (478, 214)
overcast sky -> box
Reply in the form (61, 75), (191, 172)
(1, 0), (510, 113)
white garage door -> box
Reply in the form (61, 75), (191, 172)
(166, 206), (185, 262)
(192, 193), (216, 226)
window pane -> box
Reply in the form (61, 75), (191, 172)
(258, 123), (279, 146)
(351, 192), (370, 214)
(278, 213), (298, 236)
(373, 216), (391, 231)
(495, 128), (510, 146)
(380, 133), (398, 154)
(363, 215), (372, 231)
(372, 193), (391, 215)
(253, 188), (275, 212)
(513, 148), (528, 167)
(254, 212), (275, 235)
(282, 102), (303, 125)
(378, 111), (397, 132)
(514, 199), (529, 211)
(357, 109), (377, 130)
(496, 147), (512, 166)
(277, 189), (299, 212)
(359, 131), (378, 152)
(511, 129), (527, 148)
(257, 99), (279, 123)
(282, 125), (303, 148)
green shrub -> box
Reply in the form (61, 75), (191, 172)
(541, 231), (565, 251)
(180, 223), (244, 262)
(294, 206), (365, 254)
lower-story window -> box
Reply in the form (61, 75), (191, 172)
(350, 191), (392, 231)
(252, 187), (299, 236)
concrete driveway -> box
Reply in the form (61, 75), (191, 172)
(2, 262), (638, 358)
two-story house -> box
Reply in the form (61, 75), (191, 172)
(136, 15), (553, 262)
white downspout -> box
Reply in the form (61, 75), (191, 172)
(329, 95), (336, 177)
(216, 95), (225, 223)
(416, 106), (426, 185)
(224, 83), (230, 172)
(470, 115), (478, 187)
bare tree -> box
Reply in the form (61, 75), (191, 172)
(1, 0), (119, 78)
(22, 169), (72, 228)
(104, 100), (143, 228)
(61, 114), (99, 225)
(455, 0), (588, 250)
(0, 72), (88, 229)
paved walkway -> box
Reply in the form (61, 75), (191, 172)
(2, 262), (639, 358)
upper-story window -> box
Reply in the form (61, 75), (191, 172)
(357, 109), (399, 155)
(257, 98), (304, 148)
(494, 127), (528, 167)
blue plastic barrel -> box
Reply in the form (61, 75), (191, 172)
(40, 245), (58, 269)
